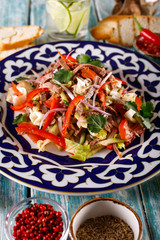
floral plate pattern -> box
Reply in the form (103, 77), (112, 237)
(0, 41), (160, 195)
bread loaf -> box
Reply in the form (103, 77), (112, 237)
(90, 15), (160, 46)
(0, 44), (34, 60)
(0, 25), (44, 51)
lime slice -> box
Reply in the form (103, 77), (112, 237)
(46, 0), (71, 32)
(67, 6), (90, 37)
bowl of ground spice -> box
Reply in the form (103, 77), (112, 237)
(5, 196), (69, 240)
(69, 197), (142, 240)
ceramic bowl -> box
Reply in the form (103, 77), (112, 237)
(5, 196), (69, 240)
(69, 197), (142, 240)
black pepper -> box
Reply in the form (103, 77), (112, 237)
(76, 215), (134, 240)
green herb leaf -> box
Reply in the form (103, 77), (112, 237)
(15, 77), (29, 81)
(76, 54), (104, 67)
(54, 69), (73, 83)
(87, 114), (106, 133)
(89, 59), (104, 68)
(63, 100), (69, 106)
(76, 54), (91, 64)
(124, 101), (154, 129)
(141, 102), (154, 118)
(12, 113), (28, 125)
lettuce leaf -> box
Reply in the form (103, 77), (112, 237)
(65, 138), (90, 161)
(124, 101), (154, 129)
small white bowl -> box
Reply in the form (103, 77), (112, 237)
(69, 197), (142, 240)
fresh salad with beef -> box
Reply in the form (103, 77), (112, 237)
(6, 52), (154, 161)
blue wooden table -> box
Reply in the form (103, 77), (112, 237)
(0, 1), (160, 240)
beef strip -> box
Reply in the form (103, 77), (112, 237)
(56, 58), (71, 70)
(41, 82), (62, 93)
(73, 64), (109, 78)
(93, 75), (102, 85)
(39, 92), (50, 114)
(50, 62), (61, 72)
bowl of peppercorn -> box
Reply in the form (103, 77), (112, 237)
(69, 197), (143, 240)
(5, 196), (69, 240)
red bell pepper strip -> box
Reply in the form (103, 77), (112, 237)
(98, 80), (116, 97)
(11, 88), (50, 111)
(132, 15), (160, 47)
(16, 122), (66, 149)
(57, 50), (77, 66)
(42, 110), (56, 131)
(63, 54), (77, 62)
(119, 119), (128, 141)
(61, 95), (84, 138)
(135, 96), (142, 111)
(98, 81), (116, 106)
(43, 96), (60, 130)
(114, 77), (128, 85)
(119, 118), (135, 143)
(26, 88), (50, 102)
(26, 133), (45, 143)
(106, 145), (113, 150)
(11, 82), (23, 96)
(44, 95), (59, 109)
(115, 103), (126, 116)
(98, 90), (106, 107)
(81, 68), (97, 80)
(10, 102), (34, 111)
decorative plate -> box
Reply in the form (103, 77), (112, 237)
(0, 41), (160, 195)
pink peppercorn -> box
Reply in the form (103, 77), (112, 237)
(12, 203), (63, 240)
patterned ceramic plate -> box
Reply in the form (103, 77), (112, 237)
(0, 41), (160, 195)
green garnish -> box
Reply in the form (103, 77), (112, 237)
(124, 101), (154, 129)
(54, 69), (73, 83)
(89, 59), (104, 68)
(87, 114), (106, 133)
(15, 77), (29, 81)
(76, 54), (91, 64)
(12, 113), (28, 125)
(63, 99), (69, 106)
(141, 102), (154, 118)
(76, 54), (104, 67)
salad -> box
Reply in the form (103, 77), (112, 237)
(6, 52), (154, 161)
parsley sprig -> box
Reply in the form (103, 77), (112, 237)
(87, 114), (106, 133)
(124, 101), (154, 129)
(13, 113), (28, 125)
(76, 54), (104, 68)
(54, 69), (73, 84)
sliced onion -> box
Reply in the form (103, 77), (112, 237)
(91, 72), (112, 107)
(92, 90), (98, 107)
(25, 79), (37, 83)
(54, 80), (74, 100)
(31, 70), (40, 79)
(84, 86), (95, 100)
(39, 108), (67, 129)
(111, 95), (124, 104)
(81, 100), (111, 117)
(100, 72), (112, 87)
(40, 72), (53, 83)
(57, 116), (63, 132)
(66, 49), (75, 59)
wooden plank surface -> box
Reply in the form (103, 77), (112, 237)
(31, 185), (151, 240)
(139, 173), (160, 240)
(0, 0), (30, 26)
(0, 175), (28, 240)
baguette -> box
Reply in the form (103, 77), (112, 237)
(0, 44), (34, 60)
(0, 25), (44, 51)
(90, 15), (160, 46)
